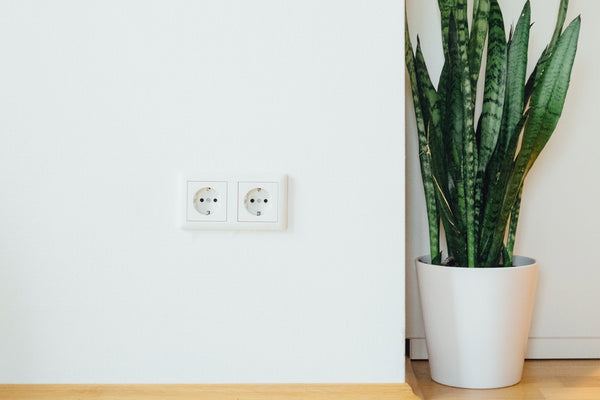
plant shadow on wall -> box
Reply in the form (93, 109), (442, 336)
(406, 0), (580, 268)
(405, 0), (581, 390)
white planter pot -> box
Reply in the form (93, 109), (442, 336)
(415, 255), (538, 389)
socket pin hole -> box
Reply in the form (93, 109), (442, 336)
(213, 198), (218, 202)
(250, 199), (255, 203)
(264, 199), (268, 203)
(199, 198), (205, 202)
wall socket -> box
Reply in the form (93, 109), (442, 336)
(237, 181), (280, 223)
(181, 175), (287, 231)
(185, 181), (228, 222)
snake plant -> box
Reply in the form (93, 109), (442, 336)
(406, 0), (580, 267)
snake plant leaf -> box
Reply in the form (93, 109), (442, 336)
(505, 185), (523, 266)
(501, 244), (511, 268)
(474, 0), (506, 253)
(443, 12), (470, 267)
(414, 39), (438, 129)
(405, 21), (441, 262)
(477, 2), (530, 265)
(518, 16), (580, 182)
(453, 0), (478, 267)
(485, 1), (530, 187)
(489, 16), (580, 265)
(550, 0), (569, 50)
(468, 0), (490, 100)
(415, 40), (449, 237)
(415, 41), (448, 212)
(437, 61), (463, 245)
(527, 16), (580, 168)
(479, 110), (529, 265)
(441, 22), (464, 225)
(478, 0), (507, 176)
(525, 0), (569, 105)
(503, 1), (531, 151)
(438, 0), (459, 57)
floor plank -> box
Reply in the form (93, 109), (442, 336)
(412, 360), (600, 400)
(0, 383), (419, 400)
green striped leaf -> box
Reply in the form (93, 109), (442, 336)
(414, 39), (438, 128)
(527, 16), (580, 168)
(550, 0), (569, 49)
(479, 111), (529, 265)
(415, 40), (448, 210)
(437, 0), (458, 57)
(474, 0), (506, 254)
(405, 20), (440, 263)
(454, 1), (477, 267)
(478, 2), (530, 265)
(478, 0), (507, 175)
(489, 16), (581, 264)
(437, 62), (463, 242)
(444, 13), (470, 267)
(504, 185), (522, 266)
(503, 1), (530, 150)
(525, 0), (570, 106)
(468, 0), (490, 100)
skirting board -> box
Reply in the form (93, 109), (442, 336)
(0, 384), (420, 400)
(409, 338), (600, 360)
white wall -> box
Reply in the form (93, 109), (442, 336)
(0, 0), (405, 383)
(406, 0), (600, 356)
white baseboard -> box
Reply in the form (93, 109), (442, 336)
(409, 337), (600, 360)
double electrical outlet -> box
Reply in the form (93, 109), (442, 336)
(181, 174), (287, 230)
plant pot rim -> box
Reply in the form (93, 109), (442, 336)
(416, 254), (537, 269)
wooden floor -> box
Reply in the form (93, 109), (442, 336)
(411, 360), (600, 400)
(0, 383), (419, 400)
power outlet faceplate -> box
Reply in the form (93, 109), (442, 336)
(185, 180), (228, 223)
(237, 181), (280, 223)
(180, 175), (287, 231)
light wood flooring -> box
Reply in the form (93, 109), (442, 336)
(0, 384), (419, 400)
(410, 360), (600, 400)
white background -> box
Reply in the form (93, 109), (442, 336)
(406, 0), (600, 355)
(0, 0), (405, 383)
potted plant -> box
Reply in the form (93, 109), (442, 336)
(405, 0), (580, 389)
